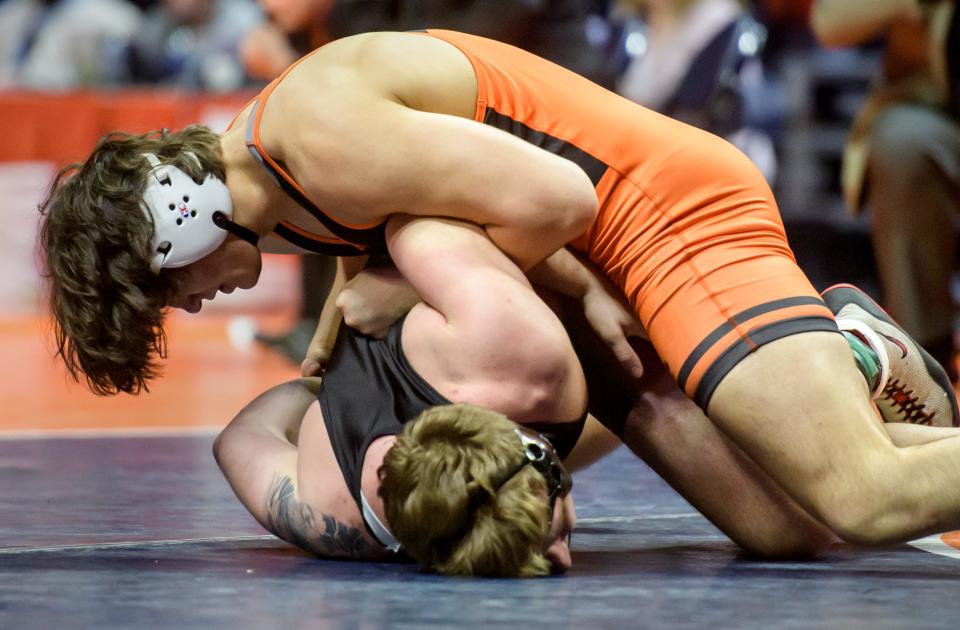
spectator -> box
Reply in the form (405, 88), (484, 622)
(0, 0), (142, 89)
(240, 0), (335, 81)
(327, 0), (617, 84)
(811, 0), (960, 381)
(615, 0), (778, 180)
(120, 0), (265, 91)
(241, 1), (613, 83)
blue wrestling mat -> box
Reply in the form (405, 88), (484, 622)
(2, 435), (959, 629)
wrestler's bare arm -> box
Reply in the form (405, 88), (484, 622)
(328, 248), (606, 347)
(302, 255), (368, 376)
(322, 240), (645, 380)
(385, 214), (590, 423)
(336, 264), (420, 338)
(213, 379), (384, 559)
(262, 474), (377, 559)
(530, 248), (646, 378)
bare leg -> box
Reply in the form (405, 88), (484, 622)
(708, 331), (960, 545)
(559, 299), (838, 557)
(563, 416), (622, 472)
(853, 400), (960, 447)
(884, 423), (960, 447)
(622, 341), (838, 557)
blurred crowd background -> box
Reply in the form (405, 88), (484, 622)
(3, 0), (958, 378)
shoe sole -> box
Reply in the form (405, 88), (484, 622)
(822, 283), (959, 427)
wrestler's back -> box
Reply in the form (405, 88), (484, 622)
(262, 30), (695, 179)
(265, 32), (479, 125)
(247, 30), (733, 247)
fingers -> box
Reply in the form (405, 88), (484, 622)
(301, 358), (322, 377)
(623, 317), (648, 340)
(301, 345), (332, 377)
(302, 332), (332, 377)
(607, 334), (645, 379)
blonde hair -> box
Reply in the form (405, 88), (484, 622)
(379, 404), (553, 577)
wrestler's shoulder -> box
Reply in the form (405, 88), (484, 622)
(274, 32), (476, 117)
(285, 32), (454, 83)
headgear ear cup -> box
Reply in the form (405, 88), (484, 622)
(140, 153), (257, 273)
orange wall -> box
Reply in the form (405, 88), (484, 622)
(0, 90), (254, 164)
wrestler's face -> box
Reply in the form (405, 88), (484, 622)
(544, 494), (576, 574)
(164, 235), (262, 314)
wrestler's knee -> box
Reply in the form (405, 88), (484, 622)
(735, 528), (835, 560)
(814, 503), (893, 547)
(799, 452), (921, 546)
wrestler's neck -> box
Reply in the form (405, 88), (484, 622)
(218, 129), (292, 239)
(360, 435), (398, 530)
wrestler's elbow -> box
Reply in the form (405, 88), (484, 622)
(211, 427), (230, 469)
(548, 162), (598, 237)
(212, 421), (245, 472)
(517, 164), (596, 249)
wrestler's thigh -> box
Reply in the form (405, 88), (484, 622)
(593, 134), (838, 408)
(555, 302), (836, 556)
(706, 331), (896, 521)
(597, 337), (837, 556)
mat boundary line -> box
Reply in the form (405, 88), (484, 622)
(0, 426), (222, 440)
(0, 514), (705, 554)
(0, 534), (278, 555)
(576, 513), (700, 524)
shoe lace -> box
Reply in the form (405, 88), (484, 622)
(881, 379), (934, 425)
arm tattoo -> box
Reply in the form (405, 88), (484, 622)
(265, 475), (381, 559)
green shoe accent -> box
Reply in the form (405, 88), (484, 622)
(842, 330), (881, 392)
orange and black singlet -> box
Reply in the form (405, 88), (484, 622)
(242, 29), (839, 408)
(421, 29), (839, 408)
(242, 49), (387, 257)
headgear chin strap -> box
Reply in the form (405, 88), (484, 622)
(140, 153), (258, 274)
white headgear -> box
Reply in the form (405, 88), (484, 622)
(140, 152), (240, 274)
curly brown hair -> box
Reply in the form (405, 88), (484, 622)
(37, 125), (226, 395)
(379, 404), (553, 577)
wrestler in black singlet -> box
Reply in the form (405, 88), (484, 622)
(319, 316), (586, 530)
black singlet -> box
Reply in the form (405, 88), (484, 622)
(318, 317), (586, 522)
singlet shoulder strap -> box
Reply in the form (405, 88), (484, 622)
(245, 98), (382, 254)
(272, 223), (370, 256)
(243, 49), (390, 252)
(360, 490), (402, 552)
(226, 91), (364, 255)
(226, 94), (260, 132)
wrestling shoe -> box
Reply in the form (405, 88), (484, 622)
(822, 283), (959, 427)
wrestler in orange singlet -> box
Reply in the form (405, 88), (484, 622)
(39, 30), (960, 563)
